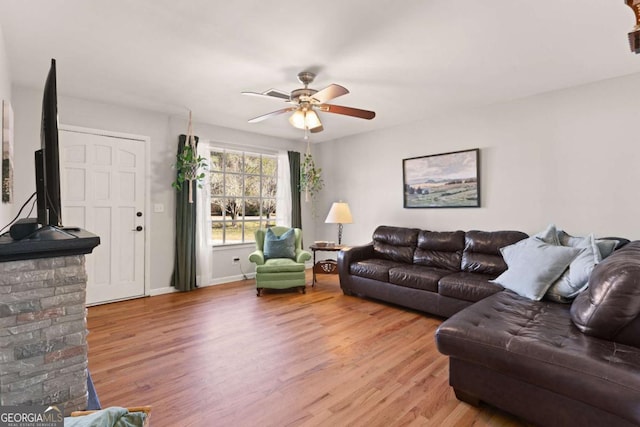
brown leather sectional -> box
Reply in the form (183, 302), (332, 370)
(338, 225), (640, 426)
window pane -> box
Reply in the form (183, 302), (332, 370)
(262, 176), (277, 198)
(262, 199), (276, 221)
(245, 154), (261, 175)
(210, 172), (224, 196)
(244, 221), (260, 243)
(225, 152), (243, 173)
(245, 175), (260, 197)
(224, 198), (243, 224)
(210, 151), (224, 171)
(211, 222), (224, 245)
(245, 199), (260, 217)
(262, 156), (277, 176)
(225, 173), (243, 197)
(211, 198), (228, 220)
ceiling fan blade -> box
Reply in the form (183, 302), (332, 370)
(310, 125), (324, 133)
(320, 104), (376, 120)
(248, 107), (295, 123)
(242, 88), (291, 101)
(311, 84), (349, 104)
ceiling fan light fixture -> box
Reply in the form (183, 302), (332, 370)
(289, 108), (322, 130)
(289, 109), (307, 129)
(305, 110), (322, 130)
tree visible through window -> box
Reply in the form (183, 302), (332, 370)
(209, 148), (277, 245)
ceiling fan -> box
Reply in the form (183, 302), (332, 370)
(242, 71), (375, 133)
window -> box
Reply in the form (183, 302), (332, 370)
(209, 148), (278, 245)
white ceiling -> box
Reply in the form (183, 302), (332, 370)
(1, 1), (639, 142)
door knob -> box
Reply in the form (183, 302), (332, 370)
(133, 226), (143, 232)
(136, 212), (143, 217)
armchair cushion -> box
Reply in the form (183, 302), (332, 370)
(256, 258), (306, 273)
(264, 228), (296, 260)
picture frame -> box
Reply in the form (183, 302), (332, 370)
(403, 148), (480, 208)
(2, 100), (14, 204)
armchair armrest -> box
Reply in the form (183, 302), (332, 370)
(249, 250), (265, 265)
(296, 249), (312, 263)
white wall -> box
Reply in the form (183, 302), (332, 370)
(0, 25), (12, 227)
(315, 72), (640, 246)
(11, 86), (314, 292)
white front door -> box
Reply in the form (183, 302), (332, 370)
(59, 127), (148, 305)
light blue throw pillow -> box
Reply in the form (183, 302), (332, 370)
(545, 234), (601, 303)
(264, 228), (296, 260)
(492, 237), (581, 301)
(557, 230), (617, 259)
(535, 223), (561, 245)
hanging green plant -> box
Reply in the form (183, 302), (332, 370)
(171, 111), (208, 203)
(172, 143), (207, 191)
(300, 152), (323, 202)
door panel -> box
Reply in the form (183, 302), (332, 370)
(60, 129), (146, 305)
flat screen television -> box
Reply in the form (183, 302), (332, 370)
(35, 58), (63, 228)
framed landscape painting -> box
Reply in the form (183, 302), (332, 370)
(403, 148), (480, 208)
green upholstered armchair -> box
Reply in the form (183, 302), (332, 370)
(248, 226), (311, 296)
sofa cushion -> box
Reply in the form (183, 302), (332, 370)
(388, 265), (449, 292)
(492, 238), (581, 301)
(571, 241), (640, 347)
(438, 272), (503, 302)
(349, 258), (404, 282)
(372, 225), (420, 264)
(413, 230), (465, 271)
(436, 291), (640, 425)
(462, 230), (528, 275)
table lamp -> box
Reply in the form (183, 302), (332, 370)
(324, 202), (353, 245)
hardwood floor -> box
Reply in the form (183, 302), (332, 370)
(86, 272), (527, 427)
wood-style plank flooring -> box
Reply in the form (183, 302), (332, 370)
(86, 272), (527, 427)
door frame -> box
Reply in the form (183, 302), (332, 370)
(59, 124), (151, 299)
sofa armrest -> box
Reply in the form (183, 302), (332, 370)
(296, 249), (312, 264)
(249, 250), (265, 265)
(338, 243), (374, 277)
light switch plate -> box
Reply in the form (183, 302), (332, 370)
(153, 203), (165, 213)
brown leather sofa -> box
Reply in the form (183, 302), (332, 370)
(436, 241), (640, 427)
(339, 225), (640, 426)
(337, 225), (528, 317)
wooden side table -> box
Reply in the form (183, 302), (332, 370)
(309, 244), (345, 286)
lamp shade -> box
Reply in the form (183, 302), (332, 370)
(325, 202), (353, 224)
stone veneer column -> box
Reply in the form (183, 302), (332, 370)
(0, 255), (88, 415)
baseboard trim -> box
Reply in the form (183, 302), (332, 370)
(150, 273), (257, 296)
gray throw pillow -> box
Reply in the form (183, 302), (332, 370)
(263, 228), (296, 260)
(535, 223), (560, 245)
(492, 237), (582, 301)
(546, 234), (601, 303)
(557, 230), (617, 259)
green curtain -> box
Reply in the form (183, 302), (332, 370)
(171, 134), (199, 291)
(288, 151), (302, 229)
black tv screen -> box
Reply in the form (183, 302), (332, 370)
(36, 58), (62, 227)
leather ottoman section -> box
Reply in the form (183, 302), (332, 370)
(349, 258), (405, 282)
(436, 292), (640, 426)
(388, 265), (449, 292)
(438, 272), (503, 302)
